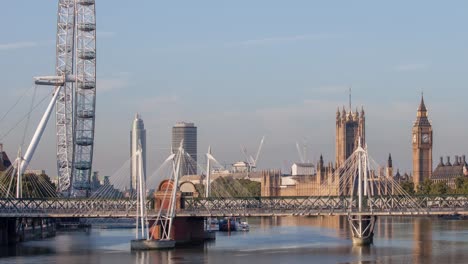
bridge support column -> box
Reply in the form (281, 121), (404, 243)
(348, 215), (376, 246)
(149, 217), (215, 246)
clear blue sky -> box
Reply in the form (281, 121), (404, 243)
(0, 1), (467, 180)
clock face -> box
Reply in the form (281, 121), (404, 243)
(422, 133), (430, 143)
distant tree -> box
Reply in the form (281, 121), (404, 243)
(238, 179), (260, 197)
(430, 181), (448, 195)
(210, 177), (260, 197)
(417, 179), (433, 195)
(194, 183), (205, 196)
(455, 176), (465, 191)
(0, 172), (57, 198)
(400, 181), (415, 195)
(453, 176), (468, 194)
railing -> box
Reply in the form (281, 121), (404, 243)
(0, 195), (466, 218)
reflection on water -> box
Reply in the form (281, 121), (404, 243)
(0, 217), (468, 264)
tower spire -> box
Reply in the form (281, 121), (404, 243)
(418, 92), (427, 112)
(349, 86), (352, 111)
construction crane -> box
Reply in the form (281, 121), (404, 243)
(296, 142), (306, 163)
(241, 136), (265, 172)
(296, 138), (312, 163)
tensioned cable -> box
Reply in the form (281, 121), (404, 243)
(21, 85), (38, 149)
(295, 150), (362, 214)
(185, 151), (254, 198)
(0, 86), (35, 125)
(0, 90), (53, 141)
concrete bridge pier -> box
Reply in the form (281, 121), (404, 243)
(149, 217), (215, 246)
(0, 217), (55, 245)
(348, 215), (376, 246)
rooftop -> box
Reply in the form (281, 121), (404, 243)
(174, 122), (196, 128)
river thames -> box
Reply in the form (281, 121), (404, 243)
(0, 216), (467, 264)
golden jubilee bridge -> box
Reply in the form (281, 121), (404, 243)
(1, 141), (468, 247)
(0, 195), (467, 219)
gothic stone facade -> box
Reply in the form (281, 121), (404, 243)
(412, 96), (433, 191)
(261, 107), (366, 197)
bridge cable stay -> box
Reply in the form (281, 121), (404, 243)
(210, 162), (253, 198)
(149, 141), (183, 241)
(20, 170), (57, 198)
(293, 144), (425, 216)
(194, 149), (261, 216)
(0, 88), (53, 200)
(20, 85), (38, 150)
(181, 149), (255, 199)
(212, 176), (251, 197)
(204, 146), (240, 198)
(89, 159), (132, 198)
(293, 150), (360, 215)
(14, 85), (64, 197)
(75, 149), (178, 226)
(145, 154), (178, 194)
(0, 85), (36, 126)
(170, 147), (267, 216)
(2, 163), (17, 197)
(186, 157), (361, 216)
(203, 154), (255, 198)
(69, 155), (137, 224)
(365, 155), (426, 214)
(338, 150), (426, 214)
(0, 89), (54, 142)
(201, 151), (231, 198)
(0, 161), (57, 217)
(0, 165), (22, 215)
(0, 158), (57, 200)
(295, 148), (370, 214)
(72, 157), (134, 218)
(0, 85), (55, 200)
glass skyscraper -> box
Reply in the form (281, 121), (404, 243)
(172, 122), (197, 176)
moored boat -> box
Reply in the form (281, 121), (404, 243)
(238, 221), (250, 231)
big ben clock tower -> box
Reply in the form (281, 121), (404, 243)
(412, 95), (433, 191)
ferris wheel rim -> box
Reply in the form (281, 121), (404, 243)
(55, 0), (75, 194)
(54, 0), (97, 197)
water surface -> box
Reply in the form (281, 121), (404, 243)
(0, 216), (467, 264)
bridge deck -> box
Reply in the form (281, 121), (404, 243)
(0, 195), (466, 218)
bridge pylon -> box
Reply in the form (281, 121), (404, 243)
(347, 140), (376, 246)
(131, 141), (177, 250)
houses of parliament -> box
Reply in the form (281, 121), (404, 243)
(261, 95), (468, 196)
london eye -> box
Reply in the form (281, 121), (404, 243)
(25, 0), (97, 197)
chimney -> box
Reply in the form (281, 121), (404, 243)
(463, 155), (467, 165)
(454, 155), (460, 166)
(0, 143), (3, 152)
(439, 157), (444, 167)
(446, 156), (452, 166)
